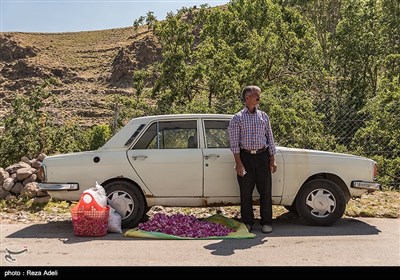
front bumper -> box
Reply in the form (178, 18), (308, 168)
(351, 180), (381, 191)
(39, 183), (79, 191)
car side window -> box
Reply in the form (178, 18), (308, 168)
(133, 120), (197, 149)
(204, 120), (230, 148)
(133, 122), (157, 149)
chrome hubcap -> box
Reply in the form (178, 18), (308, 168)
(107, 191), (134, 219)
(306, 188), (336, 218)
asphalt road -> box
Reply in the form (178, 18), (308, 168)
(1, 217), (399, 267)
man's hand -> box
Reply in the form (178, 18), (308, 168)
(235, 163), (246, 177)
(233, 153), (246, 176)
(270, 156), (277, 173)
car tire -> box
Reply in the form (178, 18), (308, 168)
(296, 179), (346, 226)
(105, 180), (146, 228)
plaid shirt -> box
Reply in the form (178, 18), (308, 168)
(229, 107), (276, 155)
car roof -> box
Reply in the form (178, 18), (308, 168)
(128, 114), (234, 123)
(100, 114), (234, 150)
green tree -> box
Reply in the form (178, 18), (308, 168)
(133, 0), (397, 188)
(107, 94), (151, 134)
(352, 78), (400, 188)
(331, 0), (384, 146)
(45, 119), (88, 155)
(261, 86), (341, 151)
(0, 84), (51, 166)
(132, 69), (148, 100)
(281, 0), (341, 72)
(381, 0), (400, 82)
(133, 16), (145, 32)
(151, 10), (202, 113)
(146, 0), (332, 143)
(145, 11), (157, 31)
(86, 124), (112, 150)
(0, 82), (91, 166)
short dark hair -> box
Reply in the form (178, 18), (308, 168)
(241, 85), (261, 101)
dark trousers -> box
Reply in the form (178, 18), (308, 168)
(237, 150), (272, 226)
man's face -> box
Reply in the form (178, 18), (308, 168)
(246, 91), (261, 107)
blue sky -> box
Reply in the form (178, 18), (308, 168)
(1, 0), (228, 33)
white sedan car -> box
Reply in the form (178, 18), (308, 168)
(39, 114), (380, 228)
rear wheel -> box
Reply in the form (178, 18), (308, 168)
(104, 180), (146, 228)
(296, 179), (346, 226)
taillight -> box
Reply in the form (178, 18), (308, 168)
(37, 165), (45, 182)
(374, 163), (378, 178)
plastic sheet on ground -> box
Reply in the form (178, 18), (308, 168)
(124, 214), (256, 239)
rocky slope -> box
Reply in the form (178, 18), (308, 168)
(0, 26), (161, 127)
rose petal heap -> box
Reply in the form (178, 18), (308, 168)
(138, 213), (234, 238)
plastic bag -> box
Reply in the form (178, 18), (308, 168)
(108, 207), (122, 233)
(83, 181), (107, 207)
(94, 181), (106, 197)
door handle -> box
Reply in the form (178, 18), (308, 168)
(132, 155), (148, 160)
(204, 154), (220, 160)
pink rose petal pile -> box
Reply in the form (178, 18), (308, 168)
(138, 213), (234, 238)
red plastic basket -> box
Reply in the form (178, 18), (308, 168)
(71, 192), (109, 237)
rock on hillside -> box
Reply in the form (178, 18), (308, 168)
(0, 27), (161, 126)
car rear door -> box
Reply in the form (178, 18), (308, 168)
(202, 119), (239, 197)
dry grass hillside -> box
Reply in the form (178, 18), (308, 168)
(0, 26), (161, 126)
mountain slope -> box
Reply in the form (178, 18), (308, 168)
(0, 26), (161, 126)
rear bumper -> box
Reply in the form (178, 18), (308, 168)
(351, 180), (381, 191)
(39, 183), (79, 191)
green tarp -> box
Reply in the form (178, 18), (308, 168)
(124, 214), (256, 239)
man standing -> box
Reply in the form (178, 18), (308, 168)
(228, 85), (277, 233)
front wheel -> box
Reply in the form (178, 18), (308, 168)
(104, 180), (146, 228)
(296, 179), (346, 226)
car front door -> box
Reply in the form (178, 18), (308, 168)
(127, 119), (203, 196)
